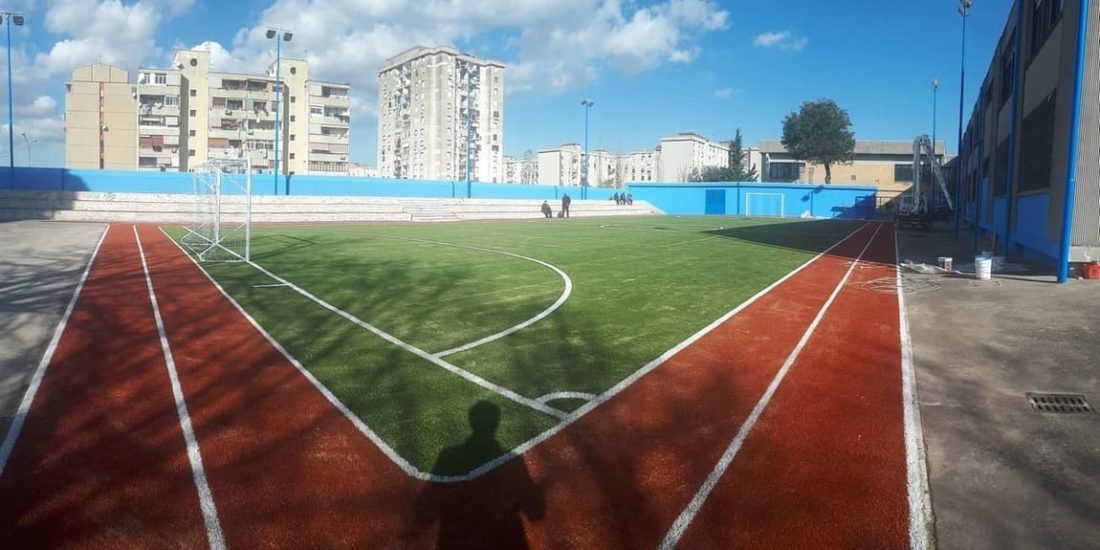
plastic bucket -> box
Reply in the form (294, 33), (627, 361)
(938, 256), (953, 271)
(975, 257), (993, 280)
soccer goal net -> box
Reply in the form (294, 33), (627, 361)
(181, 158), (252, 262)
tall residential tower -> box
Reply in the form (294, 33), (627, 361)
(377, 46), (504, 182)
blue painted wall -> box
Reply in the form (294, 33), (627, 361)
(1013, 193), (1058, 262)
(627, 182), (878, 219)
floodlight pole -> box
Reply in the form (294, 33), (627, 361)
(581, 99), (594, 199)
(267, 28), (292, 195)
(955, 0), (971, 240)
(466, 65), (472, 198)
(4, 14), (16, 186)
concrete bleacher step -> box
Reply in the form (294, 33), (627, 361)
(0, 190), (662, 224)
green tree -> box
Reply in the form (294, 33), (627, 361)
(726, 129), (758, 181)
(696, 166), (734, 182)
(781, 99), (855, 183)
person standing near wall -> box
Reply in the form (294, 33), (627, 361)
(561, 193), (571, 218)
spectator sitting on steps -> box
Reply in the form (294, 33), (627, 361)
(540, 200), (553, 219)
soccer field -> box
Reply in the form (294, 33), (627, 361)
(165, 217), (862, 476)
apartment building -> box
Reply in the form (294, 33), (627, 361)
(67, 49), (350, 175)
(503, 154), (537, 184)
(758, 140), (946, 202)
(657, 133), (730, 182)
(536, 133), (729, 185)
(377, 46), (505, 182)
(64, 63), (138, 170)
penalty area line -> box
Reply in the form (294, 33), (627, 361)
(658, 222), (884, 550)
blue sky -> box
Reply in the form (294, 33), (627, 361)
(1, 0), (1014, 168)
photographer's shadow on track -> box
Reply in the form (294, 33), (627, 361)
(415, 400), (546, 549)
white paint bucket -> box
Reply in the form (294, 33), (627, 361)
(975, 256), (993, 280)
(938, 256), (953, 271)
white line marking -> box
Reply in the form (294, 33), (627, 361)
(157, 223), (867, 483)
(162, 230), (566, 420)
(372, 235), (573, 358)
(251, 283), (290, 288)
(535, 391), (598, 404)
(133, 226), (226, 550)
(160, 227), (434, 480)
(896, 228), (935, 550)
(0, 225), (108, 480)
(658, 223), (883, 550)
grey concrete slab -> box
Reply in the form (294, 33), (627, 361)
(900, 227), (1100, 549)
(0, 221), (106, 438)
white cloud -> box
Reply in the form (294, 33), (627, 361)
(201, 0), (730, 115)
(713, 88), (738, 99)
(17, 95), (57, 116)
(753, 30), (808, 51)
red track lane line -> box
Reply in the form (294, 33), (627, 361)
(136, 223), (876, 548)
(675, 224), (908, 549)
(0, 225), (209, 547)
(136, 225), (422, 547)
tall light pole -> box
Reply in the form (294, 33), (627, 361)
(465, 63), (472, 198)
(580, 99), (594, 199)
(266, 28), (292, 195)
(2, 12), (24, 187)
(955, 0), (972, 240)
(931, 78), (939, 152)
(20, 132), (34, 166)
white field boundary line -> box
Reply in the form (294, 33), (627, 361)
(658, 222), (884, 550)
(896, 229), (935, 550)
(0, 225), (109, 480)
(373, 235), (573, 358)
(535, 391), (598, 404)
(134, 226), (226, 550)
(158, 223), (868, 483)
(445, 221), (876, 482)
(160, 227), (434, 480)
(166, 231), (565, 419)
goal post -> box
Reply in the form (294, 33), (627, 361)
(181, 158), (252, 262)
(745, 192), (785, 218)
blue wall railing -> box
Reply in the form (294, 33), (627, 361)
(2, 168), (878, 220)
(0, 168), (621, 201)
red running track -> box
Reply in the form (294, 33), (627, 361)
(0, 222), (912, 548)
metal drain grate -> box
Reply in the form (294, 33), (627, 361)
(1026, 393), (1093, 414)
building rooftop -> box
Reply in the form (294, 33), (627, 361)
(378, 45), (506, 74)
(757, 139), (947, 156)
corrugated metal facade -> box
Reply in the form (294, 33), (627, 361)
(1070, 0), (1100, 248)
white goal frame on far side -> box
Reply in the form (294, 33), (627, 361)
(744, 192), (785, 218)
(181, 158), (253, 262)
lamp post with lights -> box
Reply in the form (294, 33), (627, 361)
(265, 28), (292, 194)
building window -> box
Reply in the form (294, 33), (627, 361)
(768, 162), (802, 182)
(290, 115), (296, 122)
(290, 96), (296, 103)
(189, 149), (196, 157)
(1000, 33), (1016, 106)
(190, 89), (197, 97)
(189, 109), (197, 117)
(164, 96), (180, 106)
(290, 134), (295, 141)
(1018, 91), (1057, 192)
(189, 130), (196, 137)
(894, 164), (914, 182)
(154, 73), (166, 85)
(289, 153), (295, 159)
(1030, 0), (1064, 59)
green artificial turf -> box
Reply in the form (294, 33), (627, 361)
(166, 216), (861, 475)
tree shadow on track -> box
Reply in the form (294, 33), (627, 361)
(704, 219), (871, 261)
(416, 401), (545, 549)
